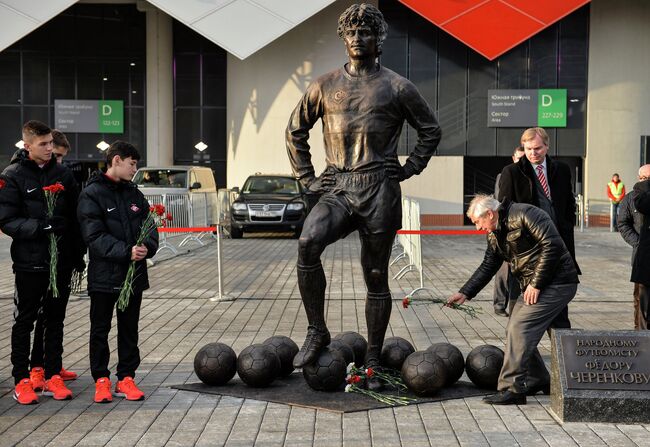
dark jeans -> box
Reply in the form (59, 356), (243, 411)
(30, 271), (73, 370)
(11, 270), (71, 383)
(89, 291), (142, 381)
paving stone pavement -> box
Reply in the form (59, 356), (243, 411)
(0, 228), (648, 447)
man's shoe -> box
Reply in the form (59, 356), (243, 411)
(43, 375), (72, 400)
(29, 367), (45, 391)
(526, 383), (551, 396)
(14, 378), (39, 405)
(494, 308), (509, 317)
(482, 390), (526, 405)
(94, 377), (112, 403)
(293, 327), (331, 368)
(115, 377), (145, 401)
(59, 368), (78, 381)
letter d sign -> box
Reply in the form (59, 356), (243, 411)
(542, 94), (552, 107)
(102, 104), (112, 116)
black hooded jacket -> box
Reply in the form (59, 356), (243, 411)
(77, 171), (158, 294)
(0, 149), (84, 272)
(459, 200), (579, 299)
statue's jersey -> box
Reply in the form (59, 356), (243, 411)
(286, 65), (441, 182)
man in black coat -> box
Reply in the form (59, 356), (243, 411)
(617, 165), (650, 329)
(78, 141), (158, 403)
(497, 127), (579, 328)
(0, 121), (85, 404)
(631, 175), (650, 330)
(448, 195), (579, 405)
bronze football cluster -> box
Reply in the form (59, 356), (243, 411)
(385, 338), (504, 396)
(193, 336), (299, 388)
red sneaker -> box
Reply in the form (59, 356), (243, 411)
(43, 375), (72, 400)
(59, 367), (78, 381)
(94, 377), (112, 403)
(14, 378), (39, 405)
(114, 377), (144, 401)
(29, 367), (45, 391)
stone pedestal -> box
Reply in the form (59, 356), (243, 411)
(551, 329), (650, 423)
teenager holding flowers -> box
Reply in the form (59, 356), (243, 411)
(0, 121), (84, 404)
(77, 141), (158, 403)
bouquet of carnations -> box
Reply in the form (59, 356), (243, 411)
(344, 363), (416, 406)
(117, 204), (171, 311)
(43, 183), (65, 298)
(402, 294), (482, 318)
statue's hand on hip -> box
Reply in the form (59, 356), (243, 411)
(385, 158), (406, 182)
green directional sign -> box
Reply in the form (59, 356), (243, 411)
(537, 89), (567, 127)
(98, 100), (124, 133)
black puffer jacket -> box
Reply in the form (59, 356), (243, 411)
(77, 171), (158, 294)
(632, 181), (650, 286)
(617, 190), (642, 266)
(460, 200), (579, 299)
(0, 149), (84, 272)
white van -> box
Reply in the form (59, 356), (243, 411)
(133, 166), (218, 226)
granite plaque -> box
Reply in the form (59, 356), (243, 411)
(551, 329), (650, 423)
(561, 334), (650, 391)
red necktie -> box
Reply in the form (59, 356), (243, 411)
(536, 165), (551, 199)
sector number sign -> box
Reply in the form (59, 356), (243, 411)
(54, 100), (124, 133)
(487, 89), (567, 128)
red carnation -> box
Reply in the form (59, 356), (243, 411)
(0, 178), (5, 189)
(165, 213), (173, 221)
(43, 183), (65, 194)
(366, 368), (374, 377)
(402, 297), (410, 309)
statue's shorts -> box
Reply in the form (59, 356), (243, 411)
(315, 168), (402, 236)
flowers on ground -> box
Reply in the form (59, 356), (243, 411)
(43, 183), (65, 297)
(402, 294), (481, 318)
(343, 363), (414, 406)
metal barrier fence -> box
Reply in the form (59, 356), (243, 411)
(391, 197), (429, 298)
(577, 196), (615, 232)
(143, 189), (237, 255)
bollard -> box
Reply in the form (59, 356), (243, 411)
(210, 223), (233, 302)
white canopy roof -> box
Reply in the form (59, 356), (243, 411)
(0, 0), (78, 52)
(147, 0), (336, 59)
(0, 0), (336, 59)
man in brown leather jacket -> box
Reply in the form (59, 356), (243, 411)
(448, 194), (579, 405)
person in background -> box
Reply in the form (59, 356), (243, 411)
(607, 173), (625, 229)
(29, 128), (82, 389)
(492, 145), (525, 317)
(629, 171), (650, 330)
(497, 127), (579, 329)
(617, 165), (650, 329)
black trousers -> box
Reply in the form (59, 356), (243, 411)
(637, 283), (650, 330)
(11, 270), (71, 383)
(30, 271), (73, 369)
(89, 291), (142, 381)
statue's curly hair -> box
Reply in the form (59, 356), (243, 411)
(337, 3), (388, 54)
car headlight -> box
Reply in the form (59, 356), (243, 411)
(232, 203), (247, 211)
(287, 203), (304, 211)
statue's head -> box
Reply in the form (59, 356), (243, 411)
(337, 4), (388, 57)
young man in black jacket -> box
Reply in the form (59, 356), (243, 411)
(30, 129), (81, 388)
(0, 120), (85, 404)
(78, 141), (158, 403)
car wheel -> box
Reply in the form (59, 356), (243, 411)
(230, 226), (243, 239)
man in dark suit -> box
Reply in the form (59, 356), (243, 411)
(631, 175), (650, 330)
(497, 127), (579, 328)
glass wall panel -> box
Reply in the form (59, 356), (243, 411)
(0, 53), (20, 104)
